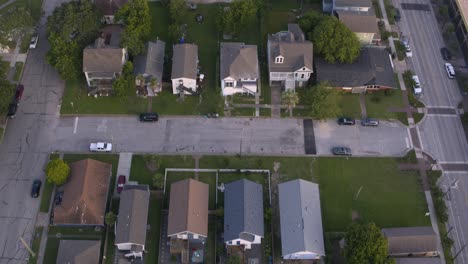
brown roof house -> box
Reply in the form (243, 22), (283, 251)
(94, 0), (128, 24)
(53, 159), (112, 226)
(336, 9), (378, 45)
(168, 179), (209, 263)
(83, 25), (127, 94)
(171, 44), (198, 95)
(220, 42), (260, 96)
(382, 226), (440, 257)
(56, 240), (101, 264)
(115, 185), (150, 253)
(267, 24), (313, 91)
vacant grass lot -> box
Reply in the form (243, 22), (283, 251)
(365, 90), (405, 119)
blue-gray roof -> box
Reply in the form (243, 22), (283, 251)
(224, 179), (264, 242)
(278, 179), (325, 258)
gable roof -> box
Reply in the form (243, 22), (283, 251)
(220, 42), (259, 80)
(268, 24), (313, 73)
(53, 159), (112, 226)
(168, 179), (209, 237)
(336, 9), (378, 33)
(94, 0), (128, 16)
(115, 185), (150, 247)
(56, 240), (101, 264)
(335, 0), (372, 8)
(83, 48), (125, 73)
(171, 44), (198, 80)
(278, 179), (325, 257)
(382, 226), (438, 255)
(224, 179), (264, 242)
(315, 47), (396, 88)
(134, 40), (165, 81)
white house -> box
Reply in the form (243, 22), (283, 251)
(171, 43), (198, 95)
(224, 179), (264, 250)
(220, 42), (259, 96)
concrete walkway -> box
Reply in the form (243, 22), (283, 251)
(115, 152), (133, 193)
(359, 94), (367, 118)
(0, 0), (14, 10)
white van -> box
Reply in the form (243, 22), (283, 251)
(445, 63), (455, 79)
(412, 75), (422, 96)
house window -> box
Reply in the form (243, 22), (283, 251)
(295, 73), (297, 77)
(226, 82), (233, 87)
(237, 241), (241, 245)
(228, 241), (232, 245)
(303, 67), (305, 70)
(308, 73), (311, 77)
(301, 74), (304, 78)
(275, 56), (284, 63)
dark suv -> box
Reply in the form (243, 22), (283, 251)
(440, 47), (452, 60)
(7, 103), (17, 118)
(139, 113), (159, 122)
(31, 180), (42, 198)
(338, 117), (356, 125)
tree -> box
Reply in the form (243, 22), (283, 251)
(313, 16), (361, 64)
(220, 0), (257, 35)
(152, 173), (164, 189)
(115, 0), (151, 55)
(345, 222), (394, 264)
(112, 61), (135, 96)
(298, 10), (324, 39)
(281, 90), (299, 117)
(46, 33), (82, 80)
(45, 159), (71, 185)
(226, 256), (242, 264)
(169, 0), (188, 25)
(105, 212), (117, 226)
(301, 82), (341, 119)
(0, 7), (34, 48)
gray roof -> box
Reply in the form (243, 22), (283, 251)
(134, 40), (165, 81)
(220, 42), (259, 80)
(224, 179), (264, 242)
(94, 0), (128, 16)
(83, 48), (125, 74)
(315, 47), (396, 88)
(335, 0), (372, 8)
(268, 24), (313, 73)
(171, 43), (198, 79)
(395, 258), (442, 264)
(278, 179), (325, 257)
(115, 185), (150, 246)
(382, 226), (438, 255)
(56, 240), (101, 264)
(336, 9), (378, 33)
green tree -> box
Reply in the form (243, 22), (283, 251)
(226, 256), (242, 264)
(313, 16), (361, 64)
(113, 61), (135, 96)
(281, 90), (299, 117)
(0, 79), (15, 114)
(169, 0), (188, 25)
(45, 159), (71, 185)
(301, 82), (341, 119)
(115, 0), (151, 55)
(220, 0), (257, 35)
(345, 222), (394, 264)
(298, 10), (323, 39)
(105, 212), (117, 226)
(46, 33), (82, 80)
(0, 7), (34, 48)
(152, 173), (164, 189)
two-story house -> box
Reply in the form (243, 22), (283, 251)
(267, 24), (313, 91)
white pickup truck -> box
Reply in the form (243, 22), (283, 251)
(89, 142), (112, 152)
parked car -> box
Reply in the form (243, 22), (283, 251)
(405, 44), (412, 57)
(395, 8), (401, 22)
(117, 175), (126, 193)
(7, 103), (17, 118)
(445, 63), (456, 79)
(361, 118), (380, 127)
(338, 117), (356, 125)
(412, 75), (422, 96)
(89, 142), (112, 152)
(139, 112), (159, 122)
(31, 179), (42, 198)
(15, 85), (24, 103)
(29, 33), (38, 49)
(440, 47), (452, 60)
(332, 147), (352, 156)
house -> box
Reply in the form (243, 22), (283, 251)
(314, 47), (396, 93)
(395, 258), (442, 264)
(94, 0), (128, 24)
(83, 25), (127, 93)
(333, 0), (372, 12)
(115, 185), (150, 254)
(267, 24), (313, 91)
(56, 240), (101, 264)
(171, 44), (198, 95)
(168, 179), (209, 263)
(382, 226), (440, 257)
(53, 159), (112, 226)
(224, 179), (264, 250)
(278, 179), (325, 260)
(336, 10), (378, 45)
(220, 42), (260, 96)
(133, 40), (165, 96)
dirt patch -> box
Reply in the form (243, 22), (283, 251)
(351, 210), (360, 221)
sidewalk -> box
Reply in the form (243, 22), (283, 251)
(115, 152), (133, 194)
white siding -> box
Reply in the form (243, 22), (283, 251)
(225, 235), (262, 250)
(172, 78), (197, 94)
(283, 251), (321, 260)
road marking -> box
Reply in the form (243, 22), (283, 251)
(73, 117), (79, 134)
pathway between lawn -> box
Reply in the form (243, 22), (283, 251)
(115, 152), (133, 195)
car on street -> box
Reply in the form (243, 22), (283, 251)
(440, 47), (452, 60)
(332, 146), (352, 156)
(31, 179), (42, 198)
(395, 8), (401, 22)
(117, 175), (126, 193)
(139, 112), (159, 122)
(445, 63), (456, 79)
(29, 33), (38, 49)
(15, 85), (24, 103)
(361, 118), (379, 127)
(7, 103), (17, 118)
(405, 44), (412, 57)
(89, 142), (112, 152)
(338, 117), (356, 125)
(412, 75), (422, 96)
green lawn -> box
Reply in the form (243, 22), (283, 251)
(43, 238), (60, 264)
(145, 194), (163, 264)
(28, 227), (43, 264)
(151, 88), (200, 115)
(338, 93), (361, 118)
(13, 62), (23, 81)
(0, 0), (43, 21)
(0, 127), (4, 143)
(365, 90), (405, 119)
(316, 157), (430, 231)
(149, 2), (171, 42)
(264, 10), (294, 35)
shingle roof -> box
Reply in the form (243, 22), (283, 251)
(315, 47), (396, 88)
(94, 0), (128, 16)
(382, 226), (438, 255)
(115, 185), (150, 247)
(134, 40), (165, 81)
(171, 44), (198, 79)
(220, 42), (259, 80)
(56, 240), (101, 264)
(53, 159), (112, 226)
(337, 9), (378, 33)
(335, 0), (372, 8)
(168, 179), (209, 237)
(83, 48), (125, 74)
(224, 179), (264, 242)
(278, 179), (325, 257)
(395, 258), (442, 264)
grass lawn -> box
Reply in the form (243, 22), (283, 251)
(13, 62), (23, 81)
(338, 93), (361, 118)
(264, 10), (294, 35)
(315, 157), (430, 231)
(260, 108), (271, 116)
(0, 127), (3, 143)
(231, 107), (257, 117)
(365, 90), (405, 119)
(206, 216), (216, 264)
(151, 88), (200, 115)
(414, 112), (424, 123)
(0, 0), (43, 21)
(28, 227), (43, 264)
(145, 193), (163, 264)
(149, 2), (171, 42)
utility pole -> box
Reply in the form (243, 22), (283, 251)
(453, 244), (466, 261)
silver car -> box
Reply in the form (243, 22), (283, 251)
(332, 147), (352, 156)
(361, 118), (379, 127)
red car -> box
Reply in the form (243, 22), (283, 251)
(117, 175), (126, 193)
(15, 85), (24, 103)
